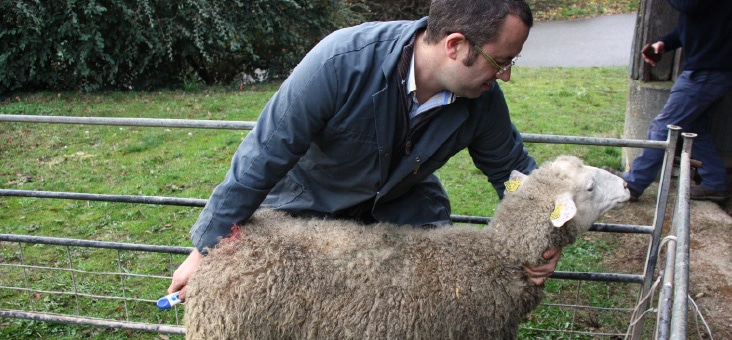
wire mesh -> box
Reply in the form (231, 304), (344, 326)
(0, 236), (188, 334)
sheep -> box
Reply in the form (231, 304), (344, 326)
(183, 155), (630, 339)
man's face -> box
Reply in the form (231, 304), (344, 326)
(443, 15), (529, 98)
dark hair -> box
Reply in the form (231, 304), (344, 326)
(424, 0), (533, 65)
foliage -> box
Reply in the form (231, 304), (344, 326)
(0, 0), (637, 93)
(0, 0), (358, 93)
(345, 0), (430, 21)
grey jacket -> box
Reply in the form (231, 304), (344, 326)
(190, 17), (537, 252)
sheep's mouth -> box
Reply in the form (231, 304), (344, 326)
(597, 202), (626, 218)
(611, 192), (632, 209)
(612, 201), (628, 210)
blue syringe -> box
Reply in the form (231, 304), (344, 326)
(157, 291), (181, 310)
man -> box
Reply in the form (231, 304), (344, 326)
(168, 0), (561, 300)
(619, 0), (732, 202)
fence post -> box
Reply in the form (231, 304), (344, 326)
(629, 125), (681, 339)
(669, 133), (694, 339)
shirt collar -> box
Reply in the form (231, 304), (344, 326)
(407, 54), (417, 96)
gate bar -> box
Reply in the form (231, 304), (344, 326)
(669, 133), (694, 340)
(0, 309), (186, 335)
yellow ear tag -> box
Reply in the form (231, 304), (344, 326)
(550, 203), (563, 220)
(505, 180), (521, 192)
(551, 193), (577, 227)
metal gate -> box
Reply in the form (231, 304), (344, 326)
(0, 114), (693, 339)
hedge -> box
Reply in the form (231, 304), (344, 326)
(1, 0), (359, 92)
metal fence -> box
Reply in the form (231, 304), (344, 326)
(0, 114), (693, 339)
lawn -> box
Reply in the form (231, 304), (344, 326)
(0, 66), (635, 339)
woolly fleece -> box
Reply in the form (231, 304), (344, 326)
(184, 155), (630, 339)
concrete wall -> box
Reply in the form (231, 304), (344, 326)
(622, 80), (673, 170)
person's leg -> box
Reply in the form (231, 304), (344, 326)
(677, 71), (732, 194)
(687, 113), (728, 192)
(625, 70), (732, 195)
(624, 73), (693, 194)
(624, 136), (666, 195)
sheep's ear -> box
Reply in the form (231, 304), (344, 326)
(504, 170), (528, 193)
(550, 192), (577, 227)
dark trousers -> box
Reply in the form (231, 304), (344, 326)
(625, 70), (732, 193)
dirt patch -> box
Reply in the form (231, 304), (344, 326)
(601, 181), (732, 338)
(686, 199), (732, 339)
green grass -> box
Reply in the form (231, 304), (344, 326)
(528, 0), (639, 21)
(1, 67), (634, 338)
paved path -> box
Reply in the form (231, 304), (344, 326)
(520, 13), (637, 67)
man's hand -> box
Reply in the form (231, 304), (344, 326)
(523, 247), (562, 286)
(642, 41), (665, 66)
(167, 248), (204, 301)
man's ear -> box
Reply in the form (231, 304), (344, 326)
(444, 32), (468, 60)
(550, 192), (577, 227)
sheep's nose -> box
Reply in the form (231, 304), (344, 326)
(623, 181), (628, 189)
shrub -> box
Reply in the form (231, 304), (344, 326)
(0, 0), (358, 92)
(346, 0), (430, 21)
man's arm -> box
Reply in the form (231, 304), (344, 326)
(462, 84), (551, 284)
(641, 41), (666, 66)
(174, 36), (345, 298)
(466, 85), (537, 198)
(189, 45), (341, 253)
(524, 248), (562, 286)
(167, 248), (203, 300)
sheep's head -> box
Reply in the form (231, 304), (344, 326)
(504, 156), (630, 234)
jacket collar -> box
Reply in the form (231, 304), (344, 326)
(381, 17), (429, 80)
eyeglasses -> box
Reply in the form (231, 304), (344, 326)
(467, 38), (520, 75)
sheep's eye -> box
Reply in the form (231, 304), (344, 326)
(586, 182), (595, 192)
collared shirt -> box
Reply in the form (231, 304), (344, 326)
(405, 54), (457, 127)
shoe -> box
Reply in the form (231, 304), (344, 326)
(690, 184), (728, 202)
(602, 166), (640, 202)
